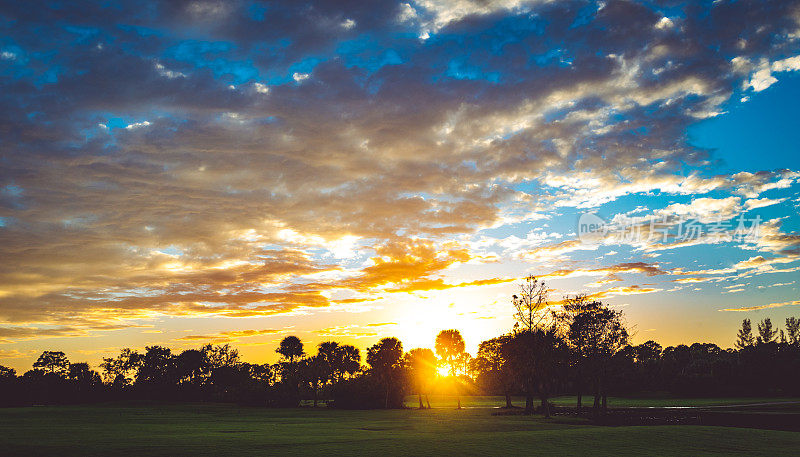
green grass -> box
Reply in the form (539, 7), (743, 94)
(405, 394), (800, 409)
(1, 403), (799, 456)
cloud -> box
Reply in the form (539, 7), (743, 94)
(175, 328), (286, 343)
(719, 300), (800, 312)
(0, 0), (799, 353)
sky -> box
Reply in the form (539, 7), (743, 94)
(1, 0), (800, 372)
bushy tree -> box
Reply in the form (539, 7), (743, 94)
(472, 335), (515, 408)
(33, 351), (70, 377)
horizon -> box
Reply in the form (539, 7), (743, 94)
(2, 1), (800, 374)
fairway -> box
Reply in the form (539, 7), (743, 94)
(1, 403), (799, 456)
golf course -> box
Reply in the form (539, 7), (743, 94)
(2, 397), (799, 456)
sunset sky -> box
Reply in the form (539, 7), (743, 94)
(1, 0), (800, 372)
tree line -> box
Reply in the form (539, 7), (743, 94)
(2, 276), (799, 414)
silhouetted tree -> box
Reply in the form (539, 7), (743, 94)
(136, 346), (176, 393)
(366, 337), (404, 408)
(0, 365), (15, 378)
(787, 317), (800, 345)
(404, 348), (437, 409)
(175, 349), (207, 387)
(512, 275), (550, 332)
(203, 343), (241, 369)
(735, 319), (755, 349)
(560, 294), (600, 409)
(317, 341), (361, 386)
(566, 300), (628, 416)
(435, 329), (466, 409)
(33, 351), (70, 377)
(757, 318), (778, 344)
(299, 355), (326, 407)
(504, 327), (568, 417)
(100, 348), (142, 388)
(276, 336), (305, 362)
(472, 335), (515, 408)
(276, 336), (305, 406)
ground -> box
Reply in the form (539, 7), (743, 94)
(1, 398), (799, 456)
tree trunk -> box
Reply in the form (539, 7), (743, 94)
(456, 395), (461, 409)
(602, 393), (607, 412)
(425, 394), (431, 409)
(313, 386), (318, 408)
(505, 391), (512, 408)
(592, 379), (601, 419)
(525, 393), (534, 415)
(418, 393), (424, 409)
(540, 395), (550, 418)
(385, 382), (390, 409)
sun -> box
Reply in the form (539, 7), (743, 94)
(390, 288), (507, 355)
(436, 365), (450, 377)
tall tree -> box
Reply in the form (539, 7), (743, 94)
(276, 336), (305, 405)
(404, 348), (437, 409)
(785, 317), (799, 345)
(560, 294), (600, 409)
(366, 337), (404, 409)
(33, 351), (70, 377)
(735, 319), (755, 349)
(757, 318), (778, 344)
(512, 275), (550, 332)
(435, 329), (466, 409)
(564, 300), (628, 416)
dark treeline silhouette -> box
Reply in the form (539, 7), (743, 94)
(2, 277), (799, 414)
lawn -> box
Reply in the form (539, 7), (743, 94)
(1, 402), (799, 456)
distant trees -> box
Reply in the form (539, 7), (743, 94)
(435, 329), (466, 409)
(3, 302), (800, 413)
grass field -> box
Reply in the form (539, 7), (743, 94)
(1, 402), (799, 456)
